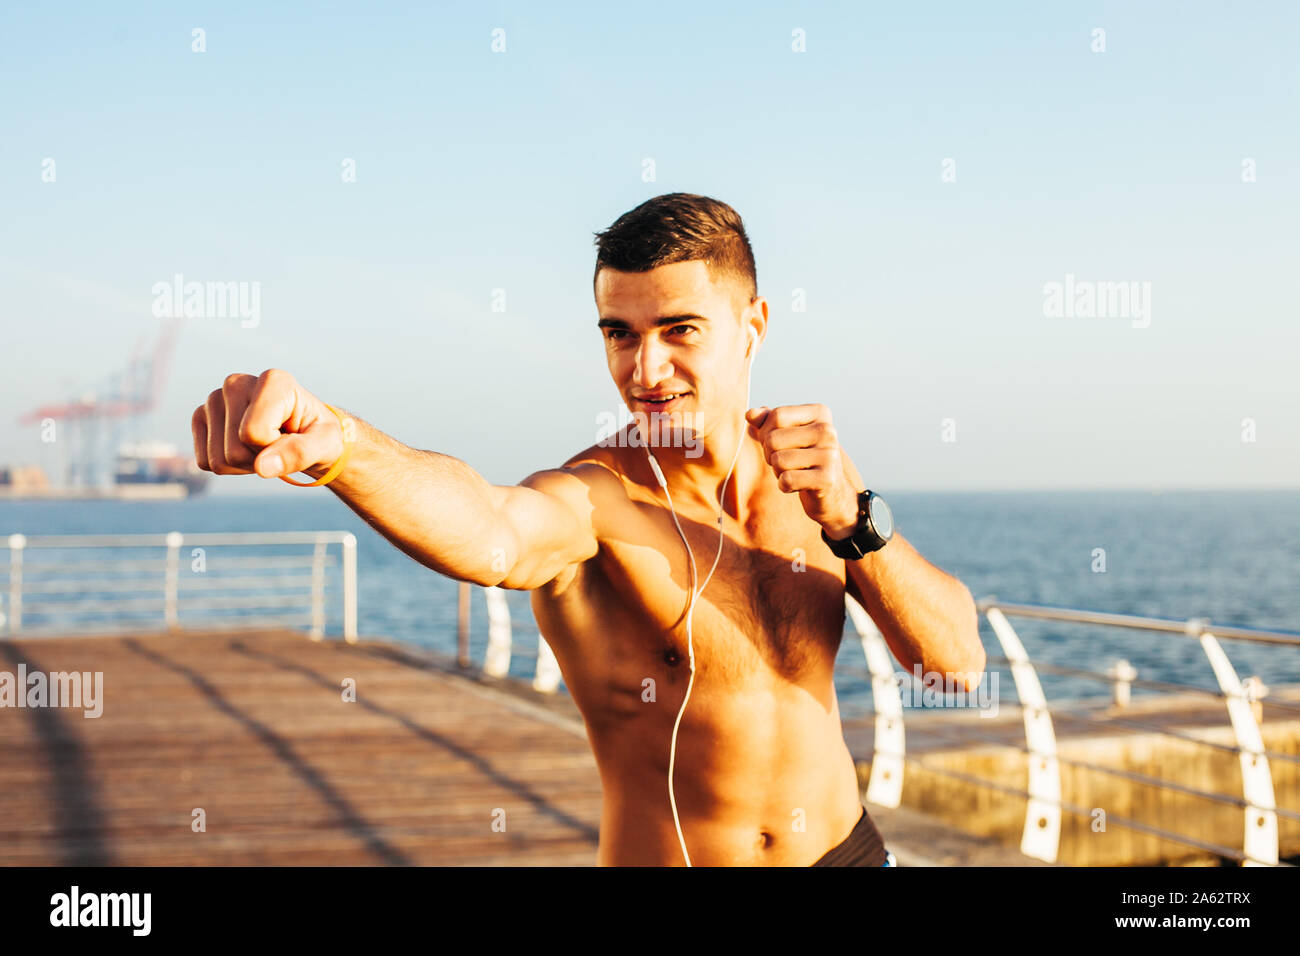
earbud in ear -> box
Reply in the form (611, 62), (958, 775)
(746, 327), (758, 359)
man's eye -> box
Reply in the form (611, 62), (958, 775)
(605, 329), (629, 340)
(669, 325), (695, 336)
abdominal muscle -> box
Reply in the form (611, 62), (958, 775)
(585, 671), (865, 867)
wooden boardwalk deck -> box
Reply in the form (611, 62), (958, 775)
(0, 629), (602, 865)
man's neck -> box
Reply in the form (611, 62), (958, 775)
(636, 410), (760, 519)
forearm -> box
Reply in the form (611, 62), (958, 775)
(846, 534), (984, 685)
(300, 409), (509, 585)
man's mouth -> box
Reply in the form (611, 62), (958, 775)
(634, 392), (688, 409)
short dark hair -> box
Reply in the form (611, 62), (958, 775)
(592, 193), (757, 309)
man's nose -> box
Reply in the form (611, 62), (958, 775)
(633, 338), (673, 387)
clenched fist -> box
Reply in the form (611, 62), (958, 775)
(745, 403), (865, 540)
(191, 369), (347, 479)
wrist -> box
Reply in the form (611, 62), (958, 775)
(821, 489), (894, 560)
(281, 404), (354, 486)
(822, 487), (866, 540)
(822, 518), (858, 541)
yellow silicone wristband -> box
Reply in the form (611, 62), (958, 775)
(278, 403), (352, 487)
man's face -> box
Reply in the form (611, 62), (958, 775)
(595, 260), (761, 445)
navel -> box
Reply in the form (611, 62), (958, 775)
(663, 648), (682, 667)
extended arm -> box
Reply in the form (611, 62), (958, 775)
(191, 369), (601, 590)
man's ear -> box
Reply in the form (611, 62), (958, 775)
(743, 295), (768, 352)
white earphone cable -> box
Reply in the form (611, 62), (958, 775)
(642, 328), (756, 866)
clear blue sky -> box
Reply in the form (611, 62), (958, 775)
(2, 1), (1296, 493)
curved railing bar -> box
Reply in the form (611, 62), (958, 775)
(1199, 629), (1279, 866)
(845, 595), (905, 808)
(985, 608), (1061, 862)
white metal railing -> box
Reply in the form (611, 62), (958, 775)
(1, 532), (357, 641)
(847, 596), (1300, 868)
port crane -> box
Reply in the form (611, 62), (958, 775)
(15, 318), (181, 488)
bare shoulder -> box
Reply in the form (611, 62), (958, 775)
(518, 442), (636, 536)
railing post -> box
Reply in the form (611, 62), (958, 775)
(1243, 676), (1268, 726)
(985, 606), (1061, 863)
(309, 538), (327, 641)
(846, 595), (905, 808)
(341, 533), (357, 643)
(1192, 621), (1278, 866)
(457, 581), (471, 668)
(164, 531), (182, 632)
(7, 534), (24, 635)
(533, 634), (561, 693)
(483, 586), (512, 678)
(1107, 658), (1136, 708)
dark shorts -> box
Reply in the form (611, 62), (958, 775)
(811, 806), (894, 867)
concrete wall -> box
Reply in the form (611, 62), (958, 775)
(858, 711), (1300, 866)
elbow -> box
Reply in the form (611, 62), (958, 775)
(467, 516), (524, 589)
(922, 588), (986, 695)
(470, 569), (510, 589)
(454, 550), (517, 590)
(957, 585), (986, 693)
(962, 647), (988, 694)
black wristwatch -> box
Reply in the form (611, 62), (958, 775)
(821, 490), (894, 560)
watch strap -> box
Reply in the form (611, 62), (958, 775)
(821, 490), (889, 560)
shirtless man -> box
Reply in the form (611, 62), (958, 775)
(190, 193), (985, 866)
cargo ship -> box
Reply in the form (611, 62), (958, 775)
(0, 441), (210, 500)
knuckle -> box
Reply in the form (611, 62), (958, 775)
(225, 443), (254, 468)
(240, 405), (278, 445)
(222, 372), (251, 392)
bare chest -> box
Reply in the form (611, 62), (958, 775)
(593, 491), (849, 680)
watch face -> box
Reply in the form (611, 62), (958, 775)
(868, 494), (893, 539)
